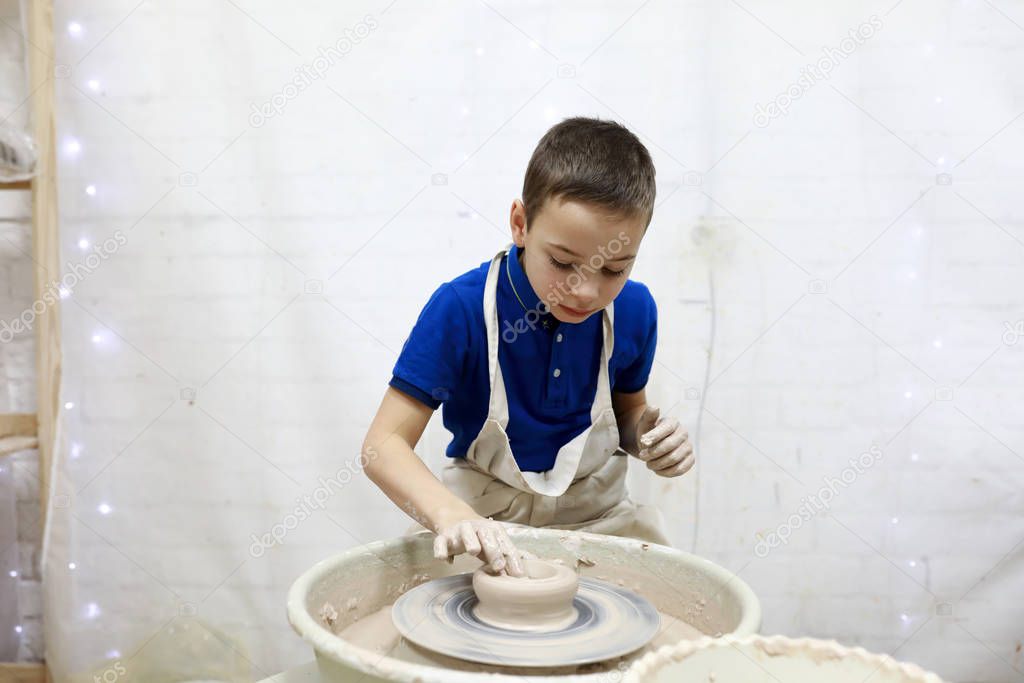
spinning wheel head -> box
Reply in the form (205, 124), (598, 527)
(391, 569), (661, 667)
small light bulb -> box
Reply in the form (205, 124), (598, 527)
(87, 79), (100, 91)
(85, 185), (96, 196)
(909, 560), (917, 567)
(911, 452), (920, 462)
(904, 391), (913, 399)
(8, 570), (17, 578)
(98, 502), (112, 515)
(891, 516), (900, 524)
(91, 333), (102, 343)
(68, 562), (77, 570)
(65, 139), (81, 156)
(933, 338), (942, 349)
(14, 625), (22, 634)
(908, 270), (918, 280)
(64, 401), (74, 410)
(78, 238), (90, 250)
(475, 47), (484, 56)
(86, 602), (100, 619)
(68, 21), (83, 36)
(59, 286), (71, 299)
(934, 96), (943, 104)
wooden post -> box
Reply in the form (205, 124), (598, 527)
(27, 0), (60, 525)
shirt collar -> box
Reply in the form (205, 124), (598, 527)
(504, 243), (559, 331)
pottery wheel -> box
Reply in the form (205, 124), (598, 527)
(391, 572), (660, 667)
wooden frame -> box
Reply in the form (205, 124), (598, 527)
(1, 0), (57, 680)
(0, 663), (45, 683)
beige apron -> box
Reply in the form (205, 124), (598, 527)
(407, 244), (670, 546)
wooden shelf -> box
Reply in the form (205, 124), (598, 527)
(0, 663), (46, 683)
(0, 179), (32, 190)
(0, 412), (38, 457)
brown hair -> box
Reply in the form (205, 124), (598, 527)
(522, 117), (656, 231)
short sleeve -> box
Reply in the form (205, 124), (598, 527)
(613, 293), (657, 393)
(389, 283), (468, 409)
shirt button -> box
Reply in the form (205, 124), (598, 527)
(553, 368), (561, 378)
(556, 333), (563, 342)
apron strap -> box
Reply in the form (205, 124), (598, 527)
(483, 245), (510, 426)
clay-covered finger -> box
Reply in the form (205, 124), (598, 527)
(504, 551), (525, 577)
(640, 416), (677, 448)
(459, 522), (481, 558)
(675, 452), (696, 475)
(433, 532), (453, 562)
(494, 528), (525, 577)
(647, 445), (684, 471)
(477, 526), (506, 573)
(659, 452), (695, 477)
(645, 428), (687, 460)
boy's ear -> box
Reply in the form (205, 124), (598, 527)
(509, 199), (528, 244)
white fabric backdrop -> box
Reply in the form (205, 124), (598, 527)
(37, 1), (1023, 681)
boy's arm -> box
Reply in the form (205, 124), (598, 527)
(612, 387), (649, 457)
(361, 386), (526, 575)
(362, 386), (479, 532)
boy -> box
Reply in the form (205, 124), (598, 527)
(362, 117), (694, 577)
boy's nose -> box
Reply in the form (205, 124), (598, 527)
(568, 282), (600, 307)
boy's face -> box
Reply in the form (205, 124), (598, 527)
(509, 196), (647, 323)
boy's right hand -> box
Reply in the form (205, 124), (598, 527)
(433, 516), (527, 577)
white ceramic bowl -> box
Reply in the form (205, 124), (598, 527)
(287, 527), (762, 683)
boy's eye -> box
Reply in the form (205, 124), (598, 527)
(549, 256), (573, 271)
(548, 255), (626, 277)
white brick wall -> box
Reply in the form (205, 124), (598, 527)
(1, 0), (1020, 680)
(0, 0), (43, 662)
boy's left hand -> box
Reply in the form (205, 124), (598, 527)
(633, 405), (695, 477)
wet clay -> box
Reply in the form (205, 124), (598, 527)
(471, 558), (579, 632)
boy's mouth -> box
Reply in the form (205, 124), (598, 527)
(560, 304), (595, 317)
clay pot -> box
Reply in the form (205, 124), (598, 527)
(471, 558), (579, 632)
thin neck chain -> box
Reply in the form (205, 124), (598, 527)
(506, 248), (531, 313)
(506, 248), (552, 329)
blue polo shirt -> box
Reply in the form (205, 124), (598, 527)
(389, 243), (657, 472)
